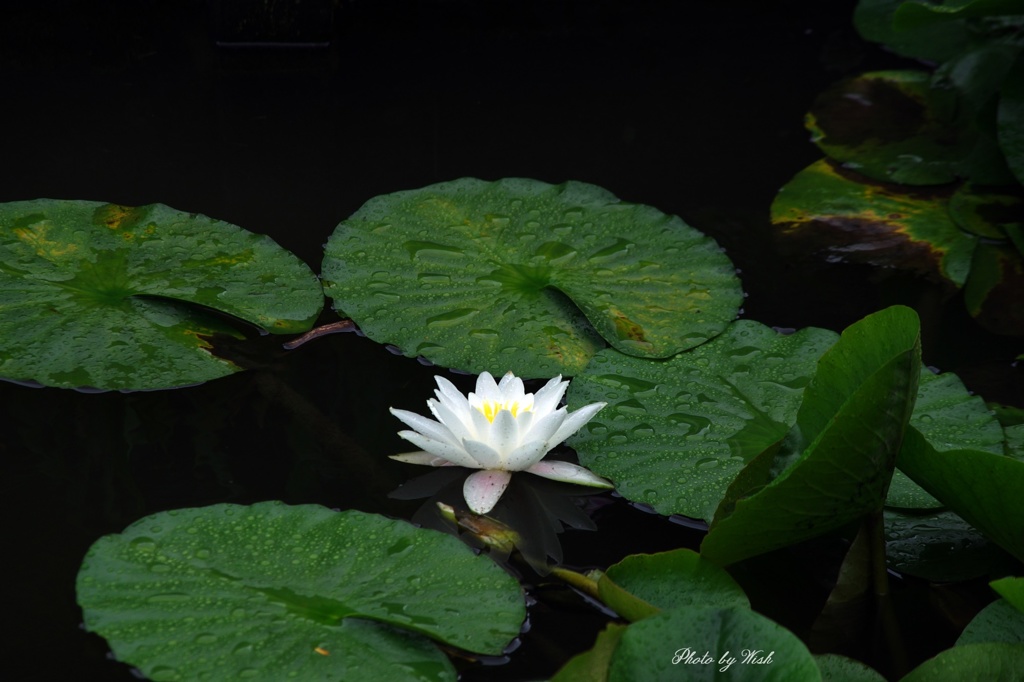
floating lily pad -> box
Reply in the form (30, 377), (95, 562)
(900, 642), (1024, 682)
(806, 70), (1009, 185)
(854, 0), (974, 62)
(949, 184), (1024, 243)
(606, 607), (820, 681)
(701, 306), (921, 566)
(885, 509), (1010, 582)
(566, 320), (838, 521)
(814, 654), (887, 682)
(76, 502), (525, 682)
(958, 599), (1024, 646)
(0, 200), (323, 390)
(772, 159), (975, 286)
(887, 367), (1006, 509)
(600, 549), (749, 620)
(322, 178), (742, 378)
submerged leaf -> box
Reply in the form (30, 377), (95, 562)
(322, 178), (742, 378)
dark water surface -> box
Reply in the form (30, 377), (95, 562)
(2, 1), (1021, 679)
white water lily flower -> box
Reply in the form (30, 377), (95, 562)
(389, 371), (613, 514)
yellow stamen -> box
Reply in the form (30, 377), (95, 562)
(479, 400), (527, 423)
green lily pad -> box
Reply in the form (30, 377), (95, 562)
(76, 502), (525, 682)
(566, 320), (839, 521)
(885, 509), (1010, 582)
(606, 607), (821, 681)
(806, 70), (994, 185)
(597, 549), (749, 622)
(957, 599), (1024, 646)
(321, 178), (742, 378)
(893, 0), (1024, 30)
(814, 654), (887, 682)
(0, 200), (323, 390)
(772, 159), (976, 286)
(897, 426), (1024, 562)
(701, 306), (921, 566)
(888, 367), (1007, 510)
(899, 643), (1024, 682)
(854, 0), (974, 62)
(949, 184), (1024, 243)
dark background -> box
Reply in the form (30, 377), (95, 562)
(2, 1), (1021, 680)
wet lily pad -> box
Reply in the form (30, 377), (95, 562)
(885, 509), (1011, 582)
(772, 159), (976, 286)
(321, 178), (742, 378)
(604, 607), (819, 681)
(957, 599), (1024, 646)
(76, 502), (525, 682)
(0, 200), (323, 390)
(599, 549), (749, 620)
(900, 642), (1024, 682)
(566, 320), (839, 521)
(887, 367), (1006, 510)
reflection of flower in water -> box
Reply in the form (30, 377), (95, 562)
(390, 371), (613, 514)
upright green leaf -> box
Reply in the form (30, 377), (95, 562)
(701, 307), (921, 565)
(77, 502), (525, 681)
(897, 426), (1024, 562)
(322, 178), (742, 378)
(0, 200), (323, 390)
(567, 320), (838, 521)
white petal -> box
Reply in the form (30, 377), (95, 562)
(522, 407), (568, 447)
(434, 376), (472, 413)
(497, 371), (525, 402)
(389, 408), (459, 447)
(548, 402), (607, 445)
(503, 439), (550, 470)
(526, 461), (614, 488)
(389, 451), (457, 467)
(532, 375), (568, 417)
(396, 430), (480, 469)
(429, 398), (476, 442)
(488, 409), (520, 460)
(462, 438), (503, 469)
(463, 469), (512, 514)
(469, 404), (493, 442)
(474, 371), (501, 403)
